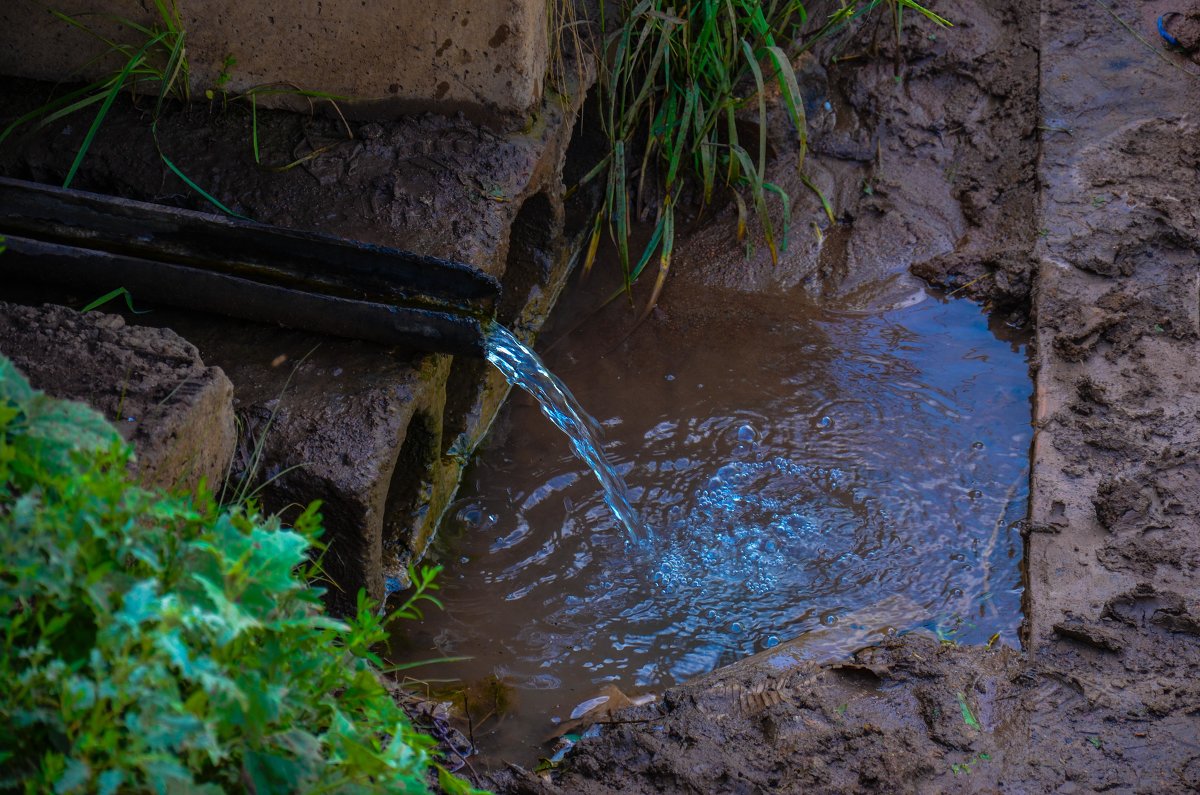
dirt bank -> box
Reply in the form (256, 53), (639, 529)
(484, 0), (1200, 791)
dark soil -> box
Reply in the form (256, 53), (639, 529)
(0, 301), (234, 493)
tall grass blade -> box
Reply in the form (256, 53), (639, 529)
(64, 32), (166, 189)
(764, 44), (808, 165)
(0, 83), (109, 147)
(153, 122), (248, 219)
(582, 213), (605, 277)
(613, 141), (631, 289)
(740, 39), (768, 181)
(81, 287), (150, 314)
(155, 29), (188, 118)
(642, 197), (675, 318)
(730, 144), (777, 263)
(763, 181), (791, 251)
(800, 171), (835, 223)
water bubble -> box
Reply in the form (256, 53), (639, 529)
(730, 622), (744, 634)
(883, 626), (898, 637)
(968, 489), (983, 500)
(765, 635), (780, 648)
(821, 613), (838, 626)
(971, 441), (985, 450)
(817, 416), (832, 429)
(665, 374), (676, 381)
(736, 424), (757, 442)
(460, 556), (470, 564)
(951, 588), (964, 598)
(732, 442), (752, 459)
(716, 464), (740, 481)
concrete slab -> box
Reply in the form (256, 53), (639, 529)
(0, 0), (548, 117)
(0, 301), (235, 493)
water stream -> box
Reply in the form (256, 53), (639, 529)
(483, 323), (644, 544)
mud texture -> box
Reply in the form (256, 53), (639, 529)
(0, 301), (235, 492)
(0, 57), (598, 611)
(482, 0), (1200, 791)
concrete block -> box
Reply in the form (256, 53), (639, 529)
(0, 301), (236, 493)
(0, 0), (548, 117)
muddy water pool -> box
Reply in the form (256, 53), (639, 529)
(390, 272), (1032, 766)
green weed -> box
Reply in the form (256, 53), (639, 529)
(582, 0), (947, 314)
(0, 354), (476, 793)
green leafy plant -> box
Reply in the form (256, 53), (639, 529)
(581, 0), (947, 313)
(0, 354), (476, 793)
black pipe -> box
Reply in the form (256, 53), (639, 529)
(0, 177), (500, 356)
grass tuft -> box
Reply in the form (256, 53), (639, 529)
(579, 0), (947, 314)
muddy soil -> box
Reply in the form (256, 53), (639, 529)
(0, 301), (234, 491)
(481, 0), (1200, 791)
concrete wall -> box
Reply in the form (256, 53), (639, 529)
(0, 0), (547, 117)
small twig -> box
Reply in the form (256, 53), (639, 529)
(463, 691), (477, 751)
(946, 271), (993, 298)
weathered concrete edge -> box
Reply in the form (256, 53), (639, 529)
(0, 301), (236, 494)
(0, 0), (549, 118)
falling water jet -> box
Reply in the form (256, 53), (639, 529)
(483, 322), (646, 543)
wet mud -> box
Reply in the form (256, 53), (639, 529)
(397, 273), (1031, 769)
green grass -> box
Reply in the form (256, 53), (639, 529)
(581, 0), (948, 314)
(0, 353), (485, 793)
